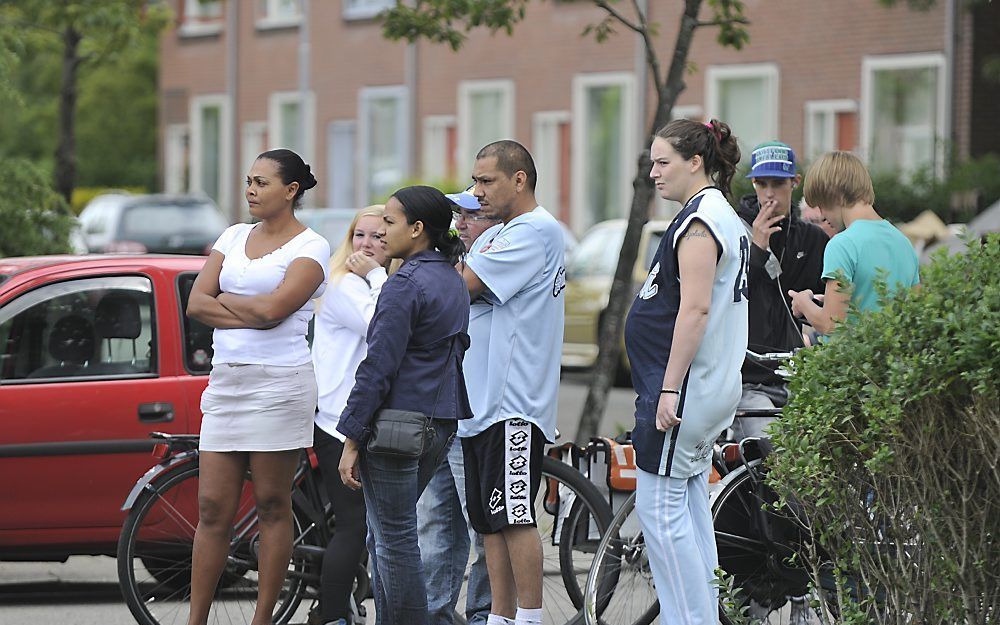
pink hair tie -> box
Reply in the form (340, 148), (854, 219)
(705, 121), (721, 142)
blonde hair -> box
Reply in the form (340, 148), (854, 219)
(803, 151), (875, 210)
(328, 205), (391, 286)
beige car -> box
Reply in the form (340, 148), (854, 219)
(562, 219), (671, 378)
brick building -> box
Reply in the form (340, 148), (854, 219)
(158, 0), (999, 229)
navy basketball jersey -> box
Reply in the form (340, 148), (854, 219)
(624, 187), (750, 478)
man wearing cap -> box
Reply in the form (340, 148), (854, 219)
(734, 142), (829, 438)
(416, 185), (499, 625)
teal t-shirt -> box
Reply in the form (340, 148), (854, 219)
(822, 219), (920, 312)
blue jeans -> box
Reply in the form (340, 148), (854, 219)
(416, 437), (491, 625)
(360, 418), (457, 625)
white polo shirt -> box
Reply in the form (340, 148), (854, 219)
(463, 206), (565, 441)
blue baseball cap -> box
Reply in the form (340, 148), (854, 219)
(746, 141), (797, 179)
(445, 185), (481, 211)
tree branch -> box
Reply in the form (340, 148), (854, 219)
(593, 0), (642, 35)
(695, 17), (750, 27)
(630, 0), (665, 106)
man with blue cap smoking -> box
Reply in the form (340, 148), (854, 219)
(734, 142), (829, 430)
(733, 140), (830, 623)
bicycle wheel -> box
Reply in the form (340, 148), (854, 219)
(117, 461), (323, 625)
(714, 461), (835, 625)
(538, 455), (613, 625)
(583, 491), (659, 625)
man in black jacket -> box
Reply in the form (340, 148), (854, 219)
(733, 142), (829, 439)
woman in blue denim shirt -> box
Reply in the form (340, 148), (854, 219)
(336, 185), (472, 625)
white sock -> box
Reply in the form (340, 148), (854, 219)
(486, 615), (515, 625)
(515, 606), (542, 625)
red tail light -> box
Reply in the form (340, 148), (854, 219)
(152, 443), (170, 460)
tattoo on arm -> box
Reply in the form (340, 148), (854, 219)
(683, 228), (710, 239)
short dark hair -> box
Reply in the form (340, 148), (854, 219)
(475, 140), (537, 191)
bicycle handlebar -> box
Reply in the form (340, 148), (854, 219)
(745, 349), (796, 362)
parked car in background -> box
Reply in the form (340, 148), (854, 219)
(562, 219), (670, 381)
(0, 255), (212, 561)
(78, 193), (228, 255)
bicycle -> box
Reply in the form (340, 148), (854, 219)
(117, 432), (612, 625)
(581, 350), (841, 625)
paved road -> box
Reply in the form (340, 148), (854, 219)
(0, 374), (637, 625)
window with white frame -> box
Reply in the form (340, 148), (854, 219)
(343, 0), (395, 21)
(422, 116), (457, 183)
(572, 72), (636, 230)
(359, 86), (409, 204)
(268, 91), (315, 166)
(164, 124), (189, 196)
(706, 64), (779, 160)
(862, 54), (946, 176)
(240, 121), (267, 220)
(190, 95), (231, 212)
(257, 0), (301, 28)
(532, 111), (570, 220)
(458, 80), (514, 179)
(181, 0), (223, 36)
(805, 100), (858, 162)
(327, 121), (357, 209)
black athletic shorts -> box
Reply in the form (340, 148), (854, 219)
(462, 418), (546, 534)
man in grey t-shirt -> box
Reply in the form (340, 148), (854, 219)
(460, 140), (565, 625)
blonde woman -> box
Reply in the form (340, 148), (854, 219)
(311, 206), (396, 625)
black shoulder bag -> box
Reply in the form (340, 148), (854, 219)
(366, 338), (455, 459)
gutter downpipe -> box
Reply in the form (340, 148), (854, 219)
(404, 2), (418, 182)
(226, 0), (239, 223)
(298, 0), (312, 204)
(943, 0), (955, 175)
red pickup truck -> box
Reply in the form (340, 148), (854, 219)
(0, 255), (211, 561)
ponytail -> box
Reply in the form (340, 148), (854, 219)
(435, 228), (466, 266)
(654, 118), (741, 200)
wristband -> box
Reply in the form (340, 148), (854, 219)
(660, 388), (680, 395)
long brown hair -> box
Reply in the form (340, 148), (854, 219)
(654, 118), (741, 200)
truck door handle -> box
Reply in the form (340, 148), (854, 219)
(138, 402), (175, 423)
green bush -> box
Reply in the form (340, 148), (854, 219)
(870, 154), (1000, 224)
(767, 236), (999, 624)
(0, 157), (74, 257)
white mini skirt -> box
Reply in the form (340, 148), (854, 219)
(199, 362), (317, 452)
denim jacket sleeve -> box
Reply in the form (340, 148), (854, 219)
(336, 274), (420, 442)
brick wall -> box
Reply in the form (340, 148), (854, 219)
(160, 0), (968, 228)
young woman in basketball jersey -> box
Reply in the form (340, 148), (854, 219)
(623, 119), (749, 624)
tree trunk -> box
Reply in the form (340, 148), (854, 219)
(55, 25), (81, 205)
(574, 0), (703, 444)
